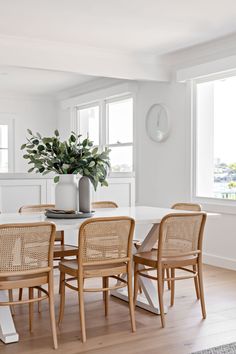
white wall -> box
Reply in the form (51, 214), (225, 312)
(135, 81), (236, 271)
(135, 81), (188, 207)
(0, 95), (57, 172)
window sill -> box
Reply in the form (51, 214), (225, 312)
(108, 172), (135, 178)
(192, 196), (236, 215)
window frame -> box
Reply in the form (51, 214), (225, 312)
(0, 115), (14, 173)
(75, 93), (134, 176)
(192, 73), (236, 208)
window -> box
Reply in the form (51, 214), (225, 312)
(0, 125), (8, 172)
(0, 116), (14, 173)
(76, 95), (133, 174)
(106, 97), (133, 172)
(194, 74), (236, 200)
(76, 105), (99, 145)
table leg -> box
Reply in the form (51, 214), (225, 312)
(111, 224), (167, 314)
(0, 291), (19, 344)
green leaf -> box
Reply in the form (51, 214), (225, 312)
(102, 180), (109, 187)
(23, 154), (29, 159)
(27, 129), (33, 135)
(32, 139), (39, 145)
(38, 145), (45, 151)
(70, 134), (76, 143)
(89, 161), (95, 167)
(54, 129), (59, 137)
(54, 176), (60, 183)
(21, 143), (26, 150)
(28, 167), (34, 173)
(92, 147), (98, 155)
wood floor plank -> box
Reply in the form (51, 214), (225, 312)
(1, 265), (236, 354)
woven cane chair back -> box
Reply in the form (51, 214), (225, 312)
(171, 203), (202, 211)
(79, 217), (135, 265)
(19, 204), (55, 213)
(158, 213), (206, 259)
(0, 222), (55, 275)
(92, 201), (118, 209)
(19, 204), (62, 242)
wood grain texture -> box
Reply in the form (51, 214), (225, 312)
(1, 265), (236, 354)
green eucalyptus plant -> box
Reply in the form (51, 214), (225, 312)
(21, 129), (111, 190)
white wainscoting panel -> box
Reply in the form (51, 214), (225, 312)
(0, 179), (47, 212)
(0, 174), (135, 217)
(92, 177), (135, 207)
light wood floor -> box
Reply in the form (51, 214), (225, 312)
(1, 264), (236, 354)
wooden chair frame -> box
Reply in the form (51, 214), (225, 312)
(166, 202), (202, 299)
(92, 201), (118, 209)
(58, 216), (136, 343)
(134, 212), (207, 328)
(171, 203), (202, 211)
(0, 222), (58, 349)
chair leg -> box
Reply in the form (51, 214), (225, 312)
(29, 287), (34, 332)
(77, 275), (86, 343)
(102, 277), (106, 301)
(166, 268), (171, 290)
(58, 271), (65, 325)
(19, 288), (23, 301)
(197, 261), (206, 319)
(38, 289), (42, 313)
(8, 290), (15, 316)
(59, 257), (64, 294)
(193, 264), (200, 300)
(157, 267), (165, 328)
(127, 263), (136, 332)
(104, 277), (109, 317)
(48, 272), (58, 349)
(133, 262), (139, 306)
(170, 268), (175, 307)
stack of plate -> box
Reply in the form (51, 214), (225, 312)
(45, 209), (94, 219)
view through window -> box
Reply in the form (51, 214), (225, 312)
(196, 75), (236, 200)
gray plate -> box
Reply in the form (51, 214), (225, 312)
(45, 211), (94, 219)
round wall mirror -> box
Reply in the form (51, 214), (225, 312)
(146, 103), (170, 142)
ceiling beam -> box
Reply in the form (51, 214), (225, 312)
(0, 35), (171, 82)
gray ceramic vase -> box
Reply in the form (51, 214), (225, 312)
(79, 176), (91, 213)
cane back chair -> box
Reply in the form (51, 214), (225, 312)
(92, 201), (118, 209)
(19, 204), (78, 260)
(166, 203), (202, 301)
(0, 222), (58, 349)
(59, 216), (136, 342)
(133, 212), (207, 328)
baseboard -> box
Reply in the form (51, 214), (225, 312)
(203, 252), (236, 271)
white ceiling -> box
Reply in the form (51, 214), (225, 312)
(0, 0), (236, 55)
(0, 66), (95, 96)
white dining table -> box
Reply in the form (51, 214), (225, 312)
(0, 206), (215, 344)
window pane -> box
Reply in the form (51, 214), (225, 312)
(196, 76), (236, 200)
(77, 106), (99, 145)
(0, 149), (8, 172)
(107, 98), (133, 144)
(0, 125), (8, 148)
(109, 146), (132, 172)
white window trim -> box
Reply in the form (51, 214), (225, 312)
(71, 88), (136, 177)
(191, 74), (236, 214)
(0, 115), (14, 173)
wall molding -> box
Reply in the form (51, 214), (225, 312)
(61, 81), (138, 109)
(203, 252), (236, 271)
